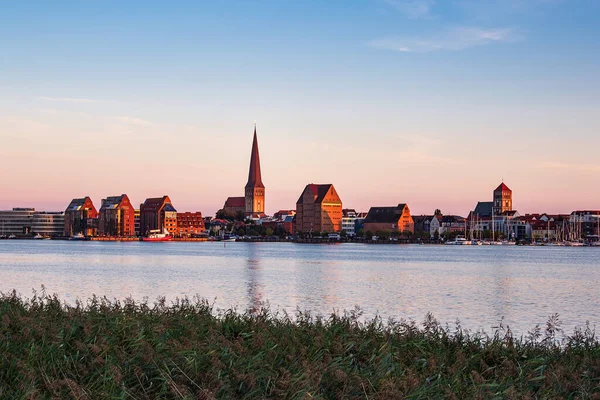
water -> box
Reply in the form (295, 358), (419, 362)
(1, 240), (599, 335)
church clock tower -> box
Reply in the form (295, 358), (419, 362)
(245, 124), (265, 215)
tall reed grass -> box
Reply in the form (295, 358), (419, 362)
(1, 289), (599, 399)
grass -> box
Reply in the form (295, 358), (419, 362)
(1, 290), (600, 399)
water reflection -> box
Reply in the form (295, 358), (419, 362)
(245, 243), (263, 312)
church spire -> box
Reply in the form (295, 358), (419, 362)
(246, 123), (264, 189)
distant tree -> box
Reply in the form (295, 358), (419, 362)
(434, 209), (442, 216)
(234, 211), (246, 222)
(365, 230), (373, 240)
(247, 229), (259, 237)
(357, 228), (365, 238)
(433, 229), (440, 240)
(266, 228), (274, 237)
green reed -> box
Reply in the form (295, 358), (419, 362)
(1, 289), (599, 399)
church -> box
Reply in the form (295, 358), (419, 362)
(222, 124), (266, 218)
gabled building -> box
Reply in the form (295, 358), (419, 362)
(98, 194), (135, 237)
(412, 215), (434, 238)
(64, 196), (98, 237)
(295, 184), (343, 234)
(140, 195), (177, 237)
(363, 204), (414, 235)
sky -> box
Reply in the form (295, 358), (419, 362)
(1, 0), (599, 216)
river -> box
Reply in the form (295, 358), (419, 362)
(1, 240), (598, 335)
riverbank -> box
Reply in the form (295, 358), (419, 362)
(1, 292), (598, 398)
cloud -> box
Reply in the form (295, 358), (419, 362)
(368, 26), (519, 52)
(114, 116), (154, 127)
(36, 96), (98, 103)
(384, 0), (436, 19)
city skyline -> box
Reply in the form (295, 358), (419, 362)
(1, 0), (600, 216)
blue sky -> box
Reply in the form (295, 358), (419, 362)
(1, 0), (599, 215)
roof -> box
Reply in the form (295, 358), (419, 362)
(65, 197), (94, 212)
(141, 196), (171, 212)
(224, 197), (245, 208)
(245, 126), (264, 189)
(100, 194), (129, 210)
(494, 182), (512, 193)
(364, 204), (408, 224)
(442, 215), (466, 223)
(473, 202), (493, 218)
(164, 204), (177, 213)
(283, 215), (294, 223)
(412, 215), (433, 225)
(297, 184), (335, 204)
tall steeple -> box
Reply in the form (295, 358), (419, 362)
(246, 123), (264, 189)
(245, 123), (265, 214)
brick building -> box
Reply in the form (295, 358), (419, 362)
(64, 196), (98, 237)
(295, 184), (343, 234)
(363, 204), (414, 235)
(222, 124), (266, 217)
(176, 212), (206, 237)
(140, 196), (178, 237)
(98, 194), (135, 237)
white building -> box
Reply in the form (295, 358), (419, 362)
(0, 208), (65, 237)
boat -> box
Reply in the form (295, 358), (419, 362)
(8, 234), (17, 239)
(445, 236), (472, 245)
(142, 227), (173, 242)
(471, 239), (483, 245)
(34, 233), (44, 240)
(69, 233), (86, 241)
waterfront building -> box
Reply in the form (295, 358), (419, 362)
(64, 197), (98, 237)
(412, 215), (434, 238)
(295, 184), (343, 234)
(176, 212), (206, 237)
(0, 208), (35, 236)
(438, 215), (467, 236)
(0, 208), (65, 237)
(569, 210), (600, 239)
(32, 212), (65, 236)
(140, 196), (177, 236)
(98, 194), (135, 237)
(341, 209), (363, 236)
(429, 214), (442, 238)
(222, 124), (266, 217)
(363, 204), (414, 235)
(134, 209), (140, 237)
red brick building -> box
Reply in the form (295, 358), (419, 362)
(98, 194), (135, 237)
(176, 212), (206, 237)
(140, 196), (178, 237)
(64, 196), (98, 237)
(295, 184), (343, 234)
(222, 124), (266, 216)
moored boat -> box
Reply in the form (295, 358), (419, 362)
(142, 227), (173, 242)
(69, 233), (86, 241)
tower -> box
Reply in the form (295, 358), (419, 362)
(493, 182), (512, 215)
(245, 124), (265, 215)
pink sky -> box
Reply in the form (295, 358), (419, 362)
(1, 105), (599, 217)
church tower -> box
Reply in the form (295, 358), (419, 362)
(493, 182), (512, 215)
(245, 124), (265, 215)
